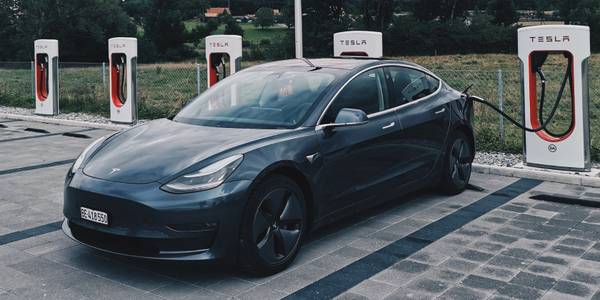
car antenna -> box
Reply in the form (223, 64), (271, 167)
(301, 58), (322, 71)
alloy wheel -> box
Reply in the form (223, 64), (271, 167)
(450, 138), (472, 186)
(252, 187), (303, 264)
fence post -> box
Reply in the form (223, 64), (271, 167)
(196, 63), (201, 96)
(102, 62), (106, 96)
(497, 69), (505, 144)
(31, 61), (35, 100)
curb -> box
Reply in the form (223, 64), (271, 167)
(0, 113), (131, 131)
(473, 163), (600, 188)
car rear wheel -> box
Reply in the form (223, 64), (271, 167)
(440, 131), (473, 194)
(240, 175), (307, 275)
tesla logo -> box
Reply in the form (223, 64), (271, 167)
(35, 45), (48, 50)
(529, 36), (571, 43)
(339, 39), (368, 46)
(548, 144), (557, 153)
(209, 42), (229, 48)
(109, 168), (120, 175)
(111, 43), (127, 49)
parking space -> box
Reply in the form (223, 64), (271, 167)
(1, 120), (600, 300)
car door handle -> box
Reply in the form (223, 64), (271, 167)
(382, 122), (395, 130)
(434, 108), (446, 115)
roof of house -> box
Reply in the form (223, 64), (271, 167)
(205, 7), (230, 17)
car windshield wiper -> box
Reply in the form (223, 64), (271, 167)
(300, 58), (322, 71)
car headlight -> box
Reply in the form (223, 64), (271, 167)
(71, 136), (106, 174)
(161, 155), (243, 193)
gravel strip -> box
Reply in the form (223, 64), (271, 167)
(0, 106), (148, 125)
(474, 151), (522, 167)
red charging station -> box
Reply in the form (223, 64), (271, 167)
(34, 39), (59, 116)
(518, 25), (591, 171)
(108, 37), (137, 124)
(205, 35), (242, 88)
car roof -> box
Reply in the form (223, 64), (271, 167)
(248, 58), (425, 71)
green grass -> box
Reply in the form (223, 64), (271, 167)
(185, 19), (288, 44)
(3, 54), (600, 160)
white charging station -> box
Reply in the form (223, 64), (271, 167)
(205, 35), (242, 88)
(518, 25), (591, 171)
(34, 39), (59, 116)
(333, 31), (383, 58)
(108, 37), (137, 124)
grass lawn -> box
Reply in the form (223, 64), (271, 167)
(184, 19), (288, 44)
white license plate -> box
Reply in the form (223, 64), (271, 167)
(80, 207), (109, 225)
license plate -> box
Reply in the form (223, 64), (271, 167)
(80, 207), (109, 225)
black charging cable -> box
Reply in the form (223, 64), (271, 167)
(464, 59), (572, 134)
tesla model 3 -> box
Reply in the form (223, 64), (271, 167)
(63, 58), (474, 275)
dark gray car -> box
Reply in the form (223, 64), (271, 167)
(63, 58), (474, 275)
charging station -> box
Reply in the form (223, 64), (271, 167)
(205, 35), (242, 88)
(333, 31), (383, 58)
(34, 39), (59, 116)
(108, 37), (137, 124)
(518, 25), (591, 171)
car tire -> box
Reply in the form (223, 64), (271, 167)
(239, 174), (307, 275)
(440, 131), (473, 195)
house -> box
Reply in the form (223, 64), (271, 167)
(205, 7), (231, 18)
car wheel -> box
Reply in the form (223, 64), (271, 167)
(440, 131), (473, 194)
(240, 175), (307, 275)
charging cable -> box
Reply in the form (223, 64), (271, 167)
(464, 58), (572, 134)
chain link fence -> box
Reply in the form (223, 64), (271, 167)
(1, 61), (599, 159)
(0, 61), (206, 119)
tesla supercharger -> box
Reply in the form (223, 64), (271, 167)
(205, 35), (242, 88)
(108, 37), (137, 124)
(34, 39), (59, 116)
(333, 31), (383, 58)
(518, 25), (591, 171)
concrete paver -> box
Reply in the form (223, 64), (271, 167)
(1, 121), (600, 299)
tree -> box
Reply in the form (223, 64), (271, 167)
(255, 7), (274, 29)
(354, 0), (395, 31)
(300, 0), (353, 57)
(487, 0), (519, 25)
(224, 15), (244, 37)
(122, 0), (209, 61)
(10, 0), (136, 61)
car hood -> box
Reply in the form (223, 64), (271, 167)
(83, 119), (287, 184)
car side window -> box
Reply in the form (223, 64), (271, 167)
(386, 67), (440, 107)
(322, 68), (387, 124)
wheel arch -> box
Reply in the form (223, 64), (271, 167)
(247, 161), (316, 230)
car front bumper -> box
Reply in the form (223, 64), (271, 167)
(63, 172), (252, 261)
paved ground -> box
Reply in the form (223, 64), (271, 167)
(1, 118), (600, 300)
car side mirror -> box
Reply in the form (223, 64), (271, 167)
(321, 108), (368, 130)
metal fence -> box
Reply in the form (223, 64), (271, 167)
(0, 61), (207, 119)
(1, 61), (599, 159)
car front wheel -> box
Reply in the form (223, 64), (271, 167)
(240, 175), (307, 275)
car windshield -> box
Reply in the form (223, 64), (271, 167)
(174, 69), (338, 129)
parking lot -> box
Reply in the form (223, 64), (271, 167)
(1, 118), (600, 300)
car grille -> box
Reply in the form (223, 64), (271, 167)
(68, 221), (216, 257)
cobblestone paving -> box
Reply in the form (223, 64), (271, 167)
(1, 119), (600, 300)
